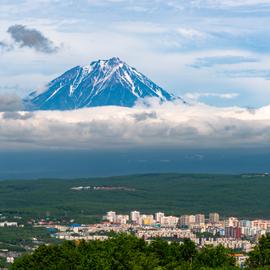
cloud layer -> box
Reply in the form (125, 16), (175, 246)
(0, 101), (270, 150)
(190, 56), (258, 69)
(0, 94), (23, 111)
(185, 92), (239, 101)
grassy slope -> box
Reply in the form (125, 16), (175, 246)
(0, 174), (269, 223)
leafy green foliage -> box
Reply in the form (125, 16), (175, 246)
(0, 257), (7, 268)
(11, 234), (238, 270)
(247, 234), (270, 268)
(195, 245), (236, 268)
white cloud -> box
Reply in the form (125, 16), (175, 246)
(203, 0), (270, 7)
(1, 0), (270, 109)
(185, 92), (239, 101)
(113, 21), (167, 34)
(0, 101), (270, 150)
(176, 27), (206, 40)
(0, 94), (23, 111)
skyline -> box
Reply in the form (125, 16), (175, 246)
(1, 0), (270, 108)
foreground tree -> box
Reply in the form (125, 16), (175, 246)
(247, 234), (270, 268)
(11, 234), (237, 270)
(194, 245), (236, 268)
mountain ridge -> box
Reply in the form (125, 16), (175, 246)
(24, 57), (180, 110)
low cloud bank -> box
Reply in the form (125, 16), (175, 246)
(0, 94), (23, 112)
(0, 101), (270, 149)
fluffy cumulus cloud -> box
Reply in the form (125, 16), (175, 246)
(6, 24), (59, 54)
(0, 101), (270, 150)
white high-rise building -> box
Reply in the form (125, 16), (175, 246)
(116, 215), (129, 224)
(160, 216), (179, 227)
(130, 211), (140, 224)
(155, 212), (165, 223)
(209, 213), (220, 223)
(106, 211), (117, 223)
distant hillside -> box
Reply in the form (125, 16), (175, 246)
(0, 174), (270, 223)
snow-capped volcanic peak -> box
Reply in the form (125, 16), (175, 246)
(25, 57), (178, 110)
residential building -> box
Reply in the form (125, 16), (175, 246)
(209, 213), (220, 223)
(160, 216), (179, 227)
(180, 215), (190, 227)
(225, 226), (241, 239)
(227, 217), (239, 227)
(195, 214), (205, 226)
(106, 211), (116, 223)
(130, 211), (140, 224)
(155, 212), (165, 223)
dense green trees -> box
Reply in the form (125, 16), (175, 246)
(247, 234), (270, 268)
(11, 234), (238, 270)
(195, 245), (236, 269)
(11, 233), (270, 269)
(1, 174), (270, 224)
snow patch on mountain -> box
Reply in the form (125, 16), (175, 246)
(24, 57), (181, 110)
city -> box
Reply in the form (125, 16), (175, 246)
(1, 210), (270, 268)
(44, 211), (270, 267)
(51, 211), (269, 247)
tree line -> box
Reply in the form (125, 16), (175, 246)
(10, 233), (270, 270)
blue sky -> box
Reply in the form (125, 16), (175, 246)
(1, 0), (270, 107)
(1, 1), (270, 157)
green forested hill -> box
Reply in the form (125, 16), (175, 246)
(0, 173), (270, 223)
